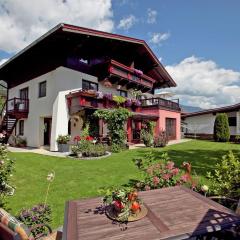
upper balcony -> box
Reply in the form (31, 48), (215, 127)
(66, 90), (180, 115)
(92, 60), (156, 92)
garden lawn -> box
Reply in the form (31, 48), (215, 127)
(7, 140), (240, 228)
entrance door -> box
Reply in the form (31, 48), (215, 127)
(132, 120), (141, 142)
(44, 118), (52, 145)
(166, 118), (176, 140)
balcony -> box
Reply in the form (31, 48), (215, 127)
(6, 98), (29, 118)
(93, 60), (156, 92)
(140, 97), (180, 111)
(66, 90), (180, 115)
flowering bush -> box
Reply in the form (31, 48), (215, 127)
(154, 131), (168, 148)
(132, 152), (196, 191)
(0, 144), (15, 206)
(17, 204), (52, 238)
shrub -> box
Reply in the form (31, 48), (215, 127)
(72, 140), (108, 157)
(0, 144), (15, 206)
(207, 151), (240, 199)
(17, 204), (52, 238)
(111, 143), (126, 153)
(154, 131), (168, 148)
(234, 135), (240, 143)
(213, 113), (230, 142)
(56, 135), (70, 144)
(140, 129), (153, 147)
(16, 136), (27, 147)
(132, 152), (196, 191)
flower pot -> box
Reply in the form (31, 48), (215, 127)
(58, 143), (69, 152)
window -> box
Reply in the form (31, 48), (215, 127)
(82, 80), (98, 91)
(228, 117), (237, 126)
(39, 81), (47, 98)
(20, 87), (28, 99)
(118, 90), (128, 98)
(19, 120), (24, 136)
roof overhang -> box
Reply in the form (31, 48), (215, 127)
(0, 23), (176, 89)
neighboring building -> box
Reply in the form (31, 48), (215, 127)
(182, 103), (240, 139)
(0, 23), (181, 151)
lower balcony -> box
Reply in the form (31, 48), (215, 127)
(66, 90), (180, 115)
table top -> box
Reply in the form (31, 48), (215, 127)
(63, 186), (240, 240)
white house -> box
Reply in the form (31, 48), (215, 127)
(182, 103), (240, 139)
(0, 23), (181, 151)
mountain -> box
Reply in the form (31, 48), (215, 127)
(180, 104), (203, 113)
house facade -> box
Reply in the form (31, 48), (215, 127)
(182, 103), (240, 139)
(0, 23), (181, 151)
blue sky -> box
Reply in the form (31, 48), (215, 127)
(112, 0), (240, 71)
(0, 0), (240, 108)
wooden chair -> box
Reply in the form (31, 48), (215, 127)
(0, 222), (57, 240)
(0, 208), (62, 240)
(208, 197), (240, 239)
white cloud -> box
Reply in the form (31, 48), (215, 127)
(0, 0), (114, 53)
(166, 56), (240, 109)
(150, 32), (170, 45)
(117, 15), (137, 30)
(0, 58), (8, 66)
(147, 8), (157, 24)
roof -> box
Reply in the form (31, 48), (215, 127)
(0, 23), (176, 89)
(182, 103), (240, 118)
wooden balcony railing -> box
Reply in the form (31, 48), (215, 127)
(140, 97), (180, 111)
(67, 90), (180, 114)
(6, 98), (29, 116)
(108, 60), (155, 89)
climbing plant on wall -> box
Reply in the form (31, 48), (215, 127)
(94, 108), (132, 145)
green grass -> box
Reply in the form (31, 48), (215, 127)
(7, 140), (240, 228)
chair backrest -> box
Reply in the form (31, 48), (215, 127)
(0, 208), (30, 240)
(0, 222), (15, 240)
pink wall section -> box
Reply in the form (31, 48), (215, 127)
(141, 108), (181, 140)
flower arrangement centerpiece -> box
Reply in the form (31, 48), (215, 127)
(103, 188), (147, 222)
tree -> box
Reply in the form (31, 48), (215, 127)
(213, 113), (230, 142)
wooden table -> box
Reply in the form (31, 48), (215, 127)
(63, 186), (240, 240)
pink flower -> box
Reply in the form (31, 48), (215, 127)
(152, 176), (160, 186)
(146, 167), (153, 175)
(171, 168), (179, 175)
(180, 174), (189, 183)
(166, 161), (174, 170)
(162, 174), (170, 181)
(144, 185), (151, 191)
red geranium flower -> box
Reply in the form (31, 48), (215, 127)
(74, 136), (81, 142)
(86, 136), (94, 141)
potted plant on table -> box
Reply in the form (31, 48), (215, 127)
(57, 134), (70, 152)
(103, 188), (147, 222)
